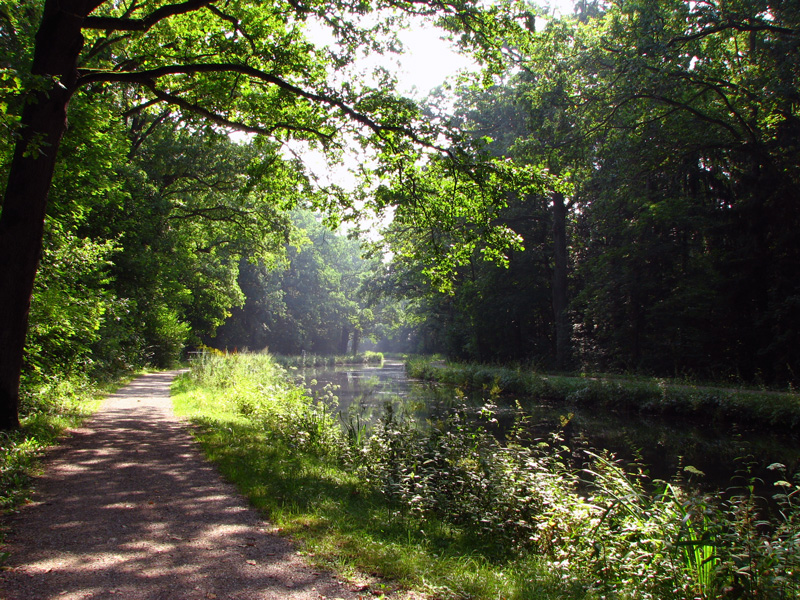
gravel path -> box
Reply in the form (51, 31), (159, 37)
(0, 371), (360, 600)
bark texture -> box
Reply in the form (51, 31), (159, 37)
(0, 0), (93, 429)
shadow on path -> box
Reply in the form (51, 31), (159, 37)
(0, 371), (357, 600)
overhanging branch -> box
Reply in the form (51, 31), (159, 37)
(76, 62), (445, 150)
(668, 21), (798, 48)
(84, 0), (214, 32)
(206, 5), (257, 53)
(145, 84), (335, 141)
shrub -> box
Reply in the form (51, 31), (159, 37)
(185, 352), (345, 458)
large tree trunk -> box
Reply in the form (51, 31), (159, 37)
(0, 1), (89, 430)
(551, 191), (571, 371)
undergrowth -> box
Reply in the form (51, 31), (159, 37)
(272, 351), (384, 368)
(1, 374), (106, 513)
(175, 353), (800, 599)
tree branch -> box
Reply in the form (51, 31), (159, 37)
(167, 205), (248, 223)
(83, 0), (214, 32)
(145, 84), (336, 141)
(631, 92), (745, 141)
(77, 62), (442, 149)
(128, 109), (172, 158)
(668, 21), (797, 48)
(205, 4), (257, 54)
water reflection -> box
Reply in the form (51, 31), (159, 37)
(301, 361), (800, 490)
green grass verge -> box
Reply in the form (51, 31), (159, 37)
(406, 358), (800, 432)
(172, 354), (800, 599)
(272, 351), (385, 368)
(171, 372), (586, 600)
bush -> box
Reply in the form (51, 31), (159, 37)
(183, 352), (344, 458)
(354, 400), (800, 599)
(2, 374), (102, 513)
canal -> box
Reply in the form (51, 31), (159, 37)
(299, 360), (800, 491)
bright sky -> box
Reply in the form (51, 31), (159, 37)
(391, 26), (474, 96)
(391, 0), (576, 95)
(284, 0), (577, 194)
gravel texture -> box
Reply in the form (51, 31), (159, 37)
(0, 371), (360, 600)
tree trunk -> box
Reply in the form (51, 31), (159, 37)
(351, 329), (361, 356)
(551, 191), (571, 371)
(339, 326), (350, 355)
(0, 1), (88, 430)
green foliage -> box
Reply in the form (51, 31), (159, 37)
(373, 0), (800, 385)
(374, 155), (537, 294)
(178, 353), (800, 599)
(273, 352), (384, 368)
(3, 0), (533, 418)
(25, 225), (117, 380)
(1, 375), (103, 511)
(211, 209), (389, 355)
(174, 353), (582, 599)
(181, 352), (344, 458)
(545, 1), (800, 382)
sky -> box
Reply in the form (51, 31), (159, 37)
(286, 0), (577, 193)
(391, 0), (576, 95)
(304, 0), (578, 98)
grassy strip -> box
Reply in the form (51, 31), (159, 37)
(406, 358), (800, 431)
(0, 375), (115, 514)
(171, 355), (584, 600)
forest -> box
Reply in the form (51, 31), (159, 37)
(2, 0), (798, 419)
(2, 0), (800, 597)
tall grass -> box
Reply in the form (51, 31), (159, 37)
(272, 351), (384, 368)
(174, 353), (800, 599)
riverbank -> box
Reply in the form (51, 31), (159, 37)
(405, 357), (800, 433)
(273, 351), (384, 368)
(171, 353), (800, 600)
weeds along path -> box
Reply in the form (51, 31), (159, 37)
(0, 371), (358, 600)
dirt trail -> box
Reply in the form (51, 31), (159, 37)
(0, 371), (359, 600)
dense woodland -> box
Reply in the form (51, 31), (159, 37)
(1, 0), (798, 427)
(199, 0), (800, 384)
(377, 0), (800, 382)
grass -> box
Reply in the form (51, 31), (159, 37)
(272, 351), (385, 368)
(171, 354), (585, 599)
(405, 357), (800, 432)
(173, 353), (800, 599)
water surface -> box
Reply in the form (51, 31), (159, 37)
(300, 361), (800, 491)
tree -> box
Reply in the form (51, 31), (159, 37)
(0, 0), (523, 429)
(532, 0), (800, 379)
(373, 145), (551, 361)
(375, 0), (799, 382)
(211, 209), (380, 355)
(452, 75), (582, 369)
